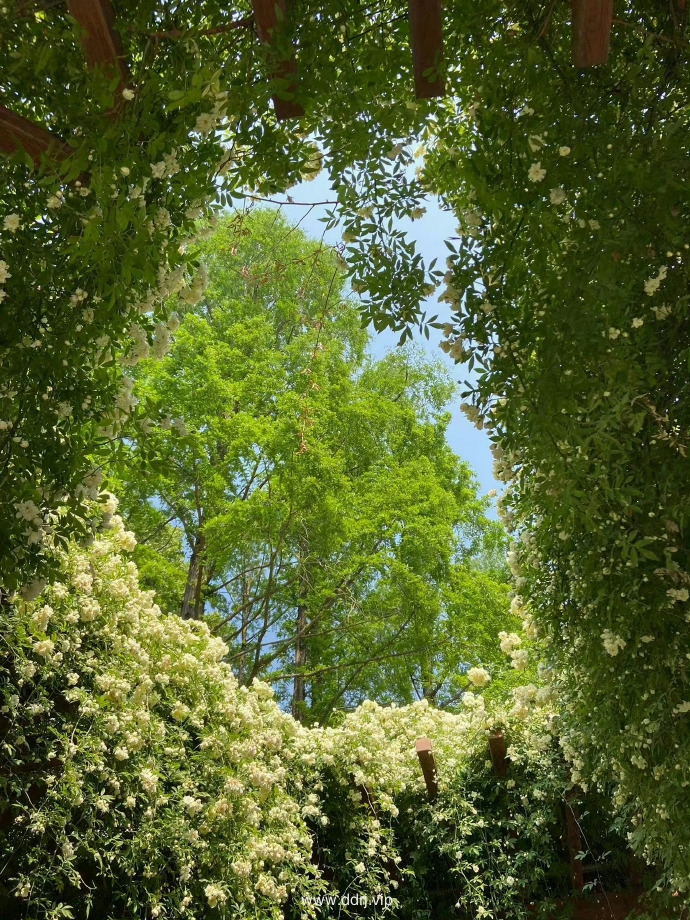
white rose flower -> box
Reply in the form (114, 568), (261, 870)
(467, 666), (491, 688)
(33, 638), (55, 658)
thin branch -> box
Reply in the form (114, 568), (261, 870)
(128, 18), (254, 40)
(244, 194), (340, 207)
(611, 16), (688, 47)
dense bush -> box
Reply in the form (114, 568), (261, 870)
(1, 511), (655, 920)
(0, 504), (322, 919)
(419, 0), (690, 897)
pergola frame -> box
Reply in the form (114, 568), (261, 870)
(0, 0), (616, 167)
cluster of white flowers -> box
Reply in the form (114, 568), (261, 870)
(644, 264), (668, 296)
(498, 630), (529, 671)
(178, 263), (208, 306)
(467, 666), (491, 688)
(2, 518), (325, 915)
(528, 162), (546, 183)
(601, 629), (626, 656)
(0, 257), (11, 303)
(1, 503), (584, 917)
(15, 499), (45, 545)
(439, 334), (468, 362)
(3, 214), (21, 232)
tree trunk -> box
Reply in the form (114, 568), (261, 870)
(420, 649), (436, 703)
(292, 599), (307, 721)
(180, 532), (206, 619)
(237, 570), (250, 685)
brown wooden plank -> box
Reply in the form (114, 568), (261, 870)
(488, 732), (509, 778)
(565, 789), (585, 891)
(67, 0), (129, 92)
(0, 106), (70, 165)
(571, 0), (614, 67)
(415, 737), (438, 802)
(409, 0), (444, 99)
(251, 0), (304, 120)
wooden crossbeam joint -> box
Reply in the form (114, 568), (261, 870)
(409, 0), (444, 99)
(571, 0), (614, 67)
(0, 105), (70, 165)
(488, 732), (509, 779)
(251, 0), (304, 120)
(67, 0), (130, 99)
(415, 737), (438, 803)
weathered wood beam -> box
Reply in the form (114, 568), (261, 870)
(251, 0), (304, 121)
(67, 0), (129, 94)
(0, 105), (70, 165)
(488, 732), (509, 778)
(415, 737), (438, 802)
(571, 0), (614, 67)
(409, 0), (444, 99)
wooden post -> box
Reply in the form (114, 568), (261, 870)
(571, 0), (613, 67)
(415, 737), (438, 803)
(409, 0), (444, 99)
(488, 732), (509, 778)
(565, 788), (585, 891)
(0, 106), (70, 165)
(67, 0), (130, 103)
(251, 0), (304, 121)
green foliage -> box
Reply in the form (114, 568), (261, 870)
(0, 0), (444, 592)
(110, 211), (513, 721)
(3, 0), (690, 900)
(410, 0), (690, 899)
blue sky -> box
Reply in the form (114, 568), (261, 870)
(245, 173), (500, 499)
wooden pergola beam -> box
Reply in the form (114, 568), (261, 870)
(572, 0), (614, 67)
(409, 0), (444, 99)
(251, 0), (304, 121)
(415, 737), (438, 802)
(0, 105), (70, 165)
(488, 732), (509, 778)
(67, 0), (129, 93)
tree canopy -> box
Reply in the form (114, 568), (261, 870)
(111, 210), (513, 722)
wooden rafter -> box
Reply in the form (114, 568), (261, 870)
(67, 0), (129, 96)
(0, 105), (70, 165)
(415, 737), (438, 802)
(572, 0), (614, 67)
(409, 0), (444, 99)
(251, 0), (304, 121)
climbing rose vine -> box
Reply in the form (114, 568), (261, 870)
(1, 507), (639, 919)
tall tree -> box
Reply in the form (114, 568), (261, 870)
(111, 210), (513, 721)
